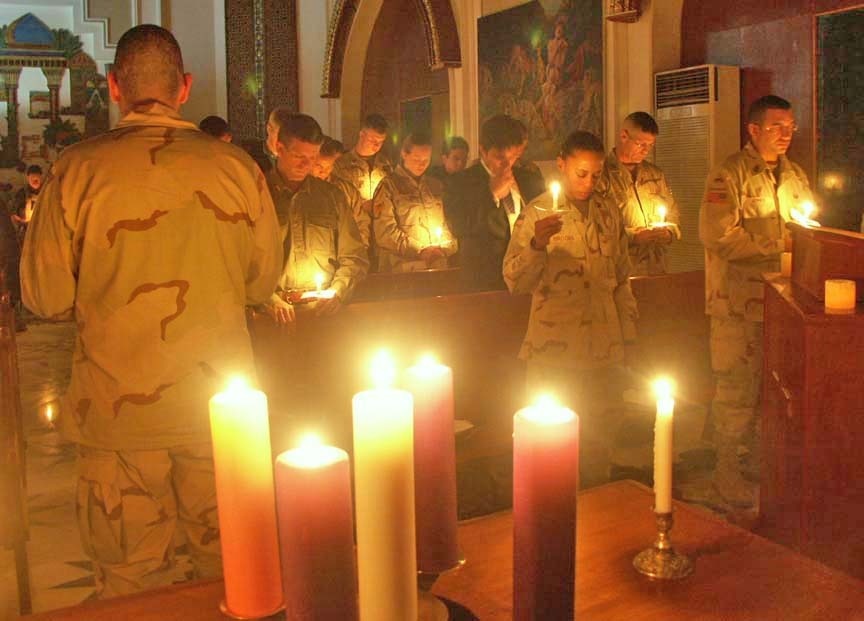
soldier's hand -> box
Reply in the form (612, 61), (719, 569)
(265, 298), (295, 325)
(489, 167), (515, 201)
(531, 214), (563, 249)
(631, 227), (668, 246)
(314, 293), (342, 317)
(419, 246), (446, 265)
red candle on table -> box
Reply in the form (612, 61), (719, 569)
(403, 355), (459, 573)
(513, 396), (579, 621)
(275, 436), (358, 621)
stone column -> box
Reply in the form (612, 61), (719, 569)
(1, 68), (22, 163)
(41, 66), (66, 122)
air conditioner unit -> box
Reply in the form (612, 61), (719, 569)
(654, 64), (740, 273)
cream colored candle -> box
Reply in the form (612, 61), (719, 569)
(825, 279), (857, 313)
(781, 252), (792, 277)
(652, 378), (675, 514)
(352, 351), (417, 621)
(209, 378), (283, 618)
(657, 204), (667, 224)
(550, 181), (561, 211)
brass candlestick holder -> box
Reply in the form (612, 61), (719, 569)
(417, 551), (467, 621)
(633, 511), (693, 580)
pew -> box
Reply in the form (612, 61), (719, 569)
(0, 279), (31, 614)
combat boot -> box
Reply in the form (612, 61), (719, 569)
(712, 435), (757, 509)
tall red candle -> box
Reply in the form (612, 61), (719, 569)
(275, 438), (358, 621)
(403, 355), (459, 573)
(513, 396), (579, 621)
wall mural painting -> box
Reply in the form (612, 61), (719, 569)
(478, 0), (602, 162)
(0, 12), (109, 169)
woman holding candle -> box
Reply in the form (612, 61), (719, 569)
(503, 130), (637, 485)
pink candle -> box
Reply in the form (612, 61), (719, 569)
(403, 355), (459, 573)
(209, 379), (283, 618)
(513, 396), (579, 621)
(275, 437), (358, 621)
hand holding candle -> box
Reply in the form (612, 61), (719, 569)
(652, 377), (675, 514)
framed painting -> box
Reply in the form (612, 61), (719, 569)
(478, 0), (603, 161)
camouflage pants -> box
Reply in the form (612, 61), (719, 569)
(76, 443), (222, 598)
(709, 316), (763, 439)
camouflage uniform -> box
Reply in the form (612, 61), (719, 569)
(503, 190), (637, 371)
(330, 174), (372, 250)
(20, 102), (283, 595)
(267, 170), (369, 301)
(331, 149), (394, 202)
(372, 166), (458, 272)
(597, 149), (681, 275)
(699, 142), (812, 504)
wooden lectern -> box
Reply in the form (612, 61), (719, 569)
(760, 224), (864, 579)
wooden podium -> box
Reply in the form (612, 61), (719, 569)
(760, 225), (864, 579)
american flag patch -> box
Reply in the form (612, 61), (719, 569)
(707, 191), (727, 203)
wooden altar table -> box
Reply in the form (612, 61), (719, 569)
(23, 481), (864, 620)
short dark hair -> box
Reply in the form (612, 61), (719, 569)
(277, 113), (324, 146)
(402, 131), (432, 152)
(362, 114), (389, 134)
(26, 165), (43, 176)
(747, 95), (792, 124)
(442, 136), (469, 155)
(319, 137), (346, 158)
(480, 114), (524, 151)
(113, 25), (184, 104)
(560, 131), (605, 158)
(624, 111), (659, 135)
(198, 115), (230, 138)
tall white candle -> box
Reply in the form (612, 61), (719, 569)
(352, 351), (417, 621)
(550, 181), (561, 211)
(652, 378), (675, 514)
(657, 204), (667, 223)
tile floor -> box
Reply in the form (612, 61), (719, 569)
(0, 319), (730, 619)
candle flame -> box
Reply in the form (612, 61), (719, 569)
(652, 377), (675, 400)
(315, 272), (325, 292)
(520, 393), (576, 425)
(434, 226), (443, 243)
(299, 432), (324, 449)
(226, 376), (250, 393)
(281, 435), (345, 469)
(657, 204), (667, 223)
(43, 403), (55, 426)
(411, 353), (447, 379)
(791, 200), (821, 227)
(549, 181), (561, 200)
(370, 349), (397, 388)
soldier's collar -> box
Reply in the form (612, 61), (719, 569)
(268, 168), (312, 195)
(116, 102), (197, 131)
(744, 142), (790, 176)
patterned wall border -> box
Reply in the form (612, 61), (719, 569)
(322, 0), (461, 99)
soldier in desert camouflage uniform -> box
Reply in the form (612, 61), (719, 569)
(20, 25), (282, 597)
(699, 95), (812, 508)
(504, 131), (637, 485)
(372, 132), (458, 273)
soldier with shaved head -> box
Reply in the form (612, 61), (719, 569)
(20, 24), (282, 597)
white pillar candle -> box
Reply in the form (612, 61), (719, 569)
(825, 279), (857, 313)
(780, 252), (792, 277)
(652, 378), (675, 514)
(550, 181), (561, 211)
(352, 351), (417, 621)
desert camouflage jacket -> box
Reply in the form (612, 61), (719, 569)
(21, 103), (282, 450)
(504, 190), (638, 370)
(597, 149), (681, 275)
(372, 166), (458, 272)
(331, 149), (394, 201)
(699, 142), (811, 321)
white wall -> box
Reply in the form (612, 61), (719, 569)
(169, 0), (226, 125)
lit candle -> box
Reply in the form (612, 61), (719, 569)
(825, 279), (857, 314)
(781, 252), (792, 278)
(315, 271), (325, 293)
(652, 378), (675, 514)
(403, 354), (459, 573)
(275, 435), (358, 621)
(209, 378), (283, 618)
(433, 226), (444, 246)
(42, 403), (56, 428)
(550, 181), (561, 211)
(801, 200), (815, 221)
(513, 395), (579, 621)
(657, 204), (668, 224)
(352, 351), (417, 621)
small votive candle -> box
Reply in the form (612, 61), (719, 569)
(780, 252), (792, 277)
(825, 279), (857, 313)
